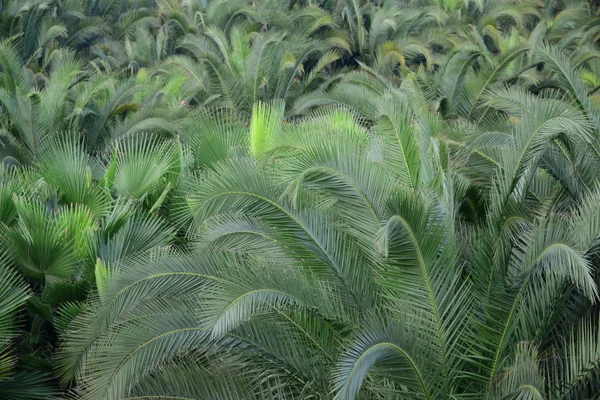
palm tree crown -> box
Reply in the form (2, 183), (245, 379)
(1, 0), (600, 399)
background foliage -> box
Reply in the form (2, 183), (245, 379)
(2, 0), (600, 398)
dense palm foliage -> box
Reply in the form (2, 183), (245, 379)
(2, 0), (600, 398)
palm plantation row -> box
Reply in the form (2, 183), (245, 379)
(1, 0), (600, 398)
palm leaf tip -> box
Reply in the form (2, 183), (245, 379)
(250, 99), (285, 157)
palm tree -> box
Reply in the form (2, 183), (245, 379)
(175, 23), (344, 112)
(58, 78), (600, 398)
(0, 0), (598, 399)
